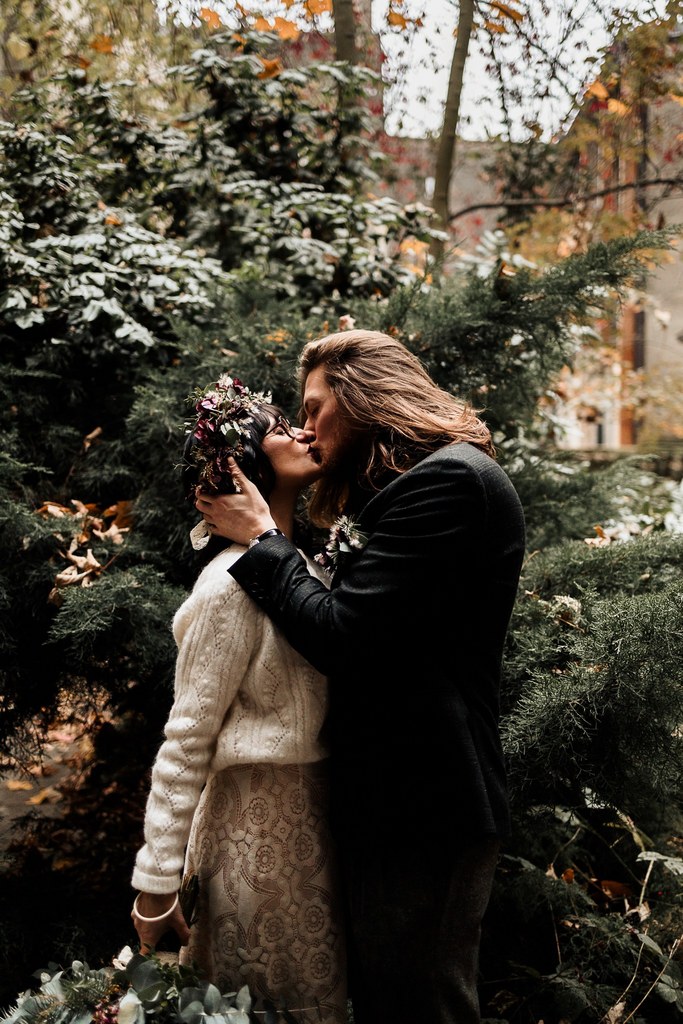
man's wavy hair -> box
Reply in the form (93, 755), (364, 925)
(299, 330), (494, 525)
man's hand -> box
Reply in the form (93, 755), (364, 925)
(195, 458), (276, 545)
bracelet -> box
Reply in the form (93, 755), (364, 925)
(248, 528), (284, 549)
(133, 892), (179, 923)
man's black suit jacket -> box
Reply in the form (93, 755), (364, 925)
(230, 442), (526, 847)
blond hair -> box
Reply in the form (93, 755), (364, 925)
(299, 330), (494, 524)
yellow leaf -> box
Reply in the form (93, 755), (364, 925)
(274, 16), (301, 41)
(484, 20), (506, 32)
(491, 1), (524, 21)
(305, 0), (332, 15)
(5, 779), (33, 791)
(252, 16), (273, 31)
(104, 212), (122, 226)
(257, 57), (283, 79)
(607, 98), (630, 116)
(7, 33), (32, 61)
(28, 787), (62, 805)
(199, 7), (221, 29)
(585, 80), (609, 101)
(669, 93), (683, 106)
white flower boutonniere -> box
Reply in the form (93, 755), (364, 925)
(315, 515), (368, 576)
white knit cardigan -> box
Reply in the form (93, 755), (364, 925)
(132, 544), (329, 894)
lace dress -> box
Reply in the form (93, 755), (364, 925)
(181, 762), (346, 1023)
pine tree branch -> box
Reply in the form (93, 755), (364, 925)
(449, 177), (683, 221)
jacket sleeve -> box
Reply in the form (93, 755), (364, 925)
(132, 582), (259, 893)
(229, 457), (487, 677)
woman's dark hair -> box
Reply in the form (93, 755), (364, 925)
(183, 402), (283, 501)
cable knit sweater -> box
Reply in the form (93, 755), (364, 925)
(132, 544), (330, 895)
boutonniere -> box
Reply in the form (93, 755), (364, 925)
(315, 515), (368, 576)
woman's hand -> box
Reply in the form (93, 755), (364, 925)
(132, 892), (191, 955)
(195, 458), (276, 545)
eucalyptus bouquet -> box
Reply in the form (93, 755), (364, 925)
(1, 949), (299, 1024)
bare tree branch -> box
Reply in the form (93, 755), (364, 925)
(449, 176), (683, 221)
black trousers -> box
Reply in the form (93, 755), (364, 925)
(341, 835), (500, 1024)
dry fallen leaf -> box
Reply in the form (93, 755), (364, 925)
(27, 787), (63, 805)
(5, 779), (34, 792)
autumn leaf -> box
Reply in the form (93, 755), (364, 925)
(274, 17), (301, 41)
(257, 57), (283, 79)
(7, 34), (33, 61)
(199, 7), (221, 29)
(388, 10), (408, 28)
(103, 499), (134, 529)
(607, 98), (630, 117)
(36, 501), (71, 518)
(305, 0), (333, 15)
(669, 93), (683, 107)
(28, 787), (62, 805)
(484, 20), (507, 33)
(253, 16), (273, 31)
(491, 1), (524, 21)
(5, 779), (33, 792)
(89, 34), (114, 54)
(585, 80), (609, 101)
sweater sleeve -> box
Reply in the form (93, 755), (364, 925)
(132, 580), (259, 893)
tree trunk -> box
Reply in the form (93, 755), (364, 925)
(431, 0), (475, 257)
(332, 0), (358, 64)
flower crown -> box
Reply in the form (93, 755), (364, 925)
(185, 374), (272, 495)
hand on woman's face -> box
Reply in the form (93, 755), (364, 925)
(261, 417), (322, 492)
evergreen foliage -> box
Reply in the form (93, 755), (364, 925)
(0, 19), (681, 1022)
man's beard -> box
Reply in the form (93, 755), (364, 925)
(315, 433), (367, 487)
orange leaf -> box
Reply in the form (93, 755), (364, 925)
(89, 34), (114, 54)
(607, 98), (630, 116)
(257, 57), (283, 79)
(36, 501), (72, 518)
(104, 212), (122, 226)
(253, 16), (273, 31)
(232, 33), (247, 45)
(305, 0), (332, 15)
(669, 93), (683, 106)
(485, 20), (506, 33)
(274, 16), (301, 41)
(388, 10), (408, 28)
(199, 7), (221, 29)
(491, 1), (524, 20)
(103, 500), (134, 529)
(585, 80), (609, 101)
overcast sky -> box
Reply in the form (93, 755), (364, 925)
(374, 0), (673, 139)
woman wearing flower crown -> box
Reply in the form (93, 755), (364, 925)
(130, 376), (346, 1023)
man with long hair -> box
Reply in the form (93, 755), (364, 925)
(196, 330), (526, 1024)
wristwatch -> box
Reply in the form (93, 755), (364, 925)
(248, 528), (284, 549)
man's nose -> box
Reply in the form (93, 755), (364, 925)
(294, 428), (315, 444)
